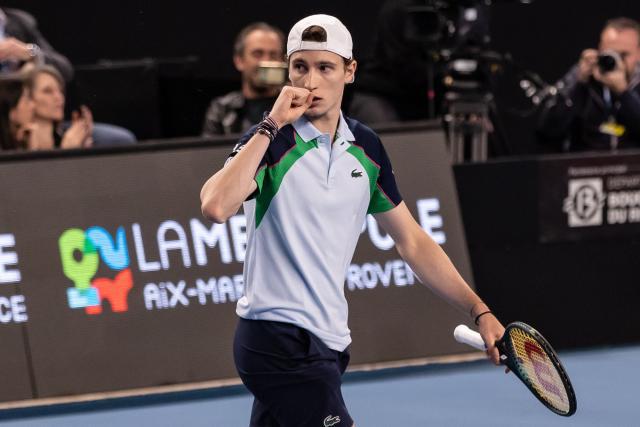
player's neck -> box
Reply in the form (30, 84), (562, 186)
(307, 108), (341, 142)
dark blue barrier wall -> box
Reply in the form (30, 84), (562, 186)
(455, 151), (640, 349)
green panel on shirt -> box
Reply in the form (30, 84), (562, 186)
(345, 145), (394, 213)
(255, 133), (315, 228)
(368, 184), (396, 214)
(346, 145), (379, 195)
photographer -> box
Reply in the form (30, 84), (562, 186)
(201, 22), (285, 136)
(538, 17), (640, 151)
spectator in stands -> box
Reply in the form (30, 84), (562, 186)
(2, 7), (136, 146)
(0, 7), (73, 82)
(26, 65), (135, 149)
(25, 65), (93, 149)
(538, 17), (640, 151)
(202, 22), (286, 136)
(0, 74), (35, 150)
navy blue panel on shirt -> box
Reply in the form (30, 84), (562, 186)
(345, 117), (403, 207)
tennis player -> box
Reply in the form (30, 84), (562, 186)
(200, 14), (505, 427)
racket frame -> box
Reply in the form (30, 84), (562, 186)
(497, 321), (577, 417)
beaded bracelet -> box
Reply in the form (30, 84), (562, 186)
(255, 116), (279, 142)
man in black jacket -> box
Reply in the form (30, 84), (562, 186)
(538, 17), (640, 152)
(201, 22), (285, 136)
(0, 7), (73, 82)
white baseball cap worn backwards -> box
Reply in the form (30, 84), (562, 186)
(287, 14), (353, 60)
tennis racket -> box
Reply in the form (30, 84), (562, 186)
(454, 322), (577, 417)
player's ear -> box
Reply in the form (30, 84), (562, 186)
(344, 59), (357, 84)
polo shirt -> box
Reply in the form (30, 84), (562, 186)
(230, 112), (402, 351)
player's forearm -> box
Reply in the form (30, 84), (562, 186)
(200, 133), (270, 223)
(398, 232), (484, 318)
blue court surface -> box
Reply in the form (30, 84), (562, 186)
(1, 345), (637, 427)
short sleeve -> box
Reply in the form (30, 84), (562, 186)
(367, 140), (403, 214)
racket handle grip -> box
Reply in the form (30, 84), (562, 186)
(454, 324), (487, 351)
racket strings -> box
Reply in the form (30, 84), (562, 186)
(508, 328), (571, 414)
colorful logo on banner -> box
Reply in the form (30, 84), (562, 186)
(58, 227), (133, 315)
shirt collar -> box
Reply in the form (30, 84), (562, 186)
(292, 111), (355, 143)
(336, 112), (355, 142)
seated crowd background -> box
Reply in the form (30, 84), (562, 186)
(2, 4), (640, 155)
(0, 6), (135, 151)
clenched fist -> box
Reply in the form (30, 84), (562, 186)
(268, 86), (315, 128)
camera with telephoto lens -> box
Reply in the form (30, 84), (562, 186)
(256, 61), (287, 86)
(597, 50), (622, 73)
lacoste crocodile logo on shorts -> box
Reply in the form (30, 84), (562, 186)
(323, 415), (341, 426)
(351, 169), (362, 178)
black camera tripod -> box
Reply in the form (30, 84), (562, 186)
(444, 90), (494, 163)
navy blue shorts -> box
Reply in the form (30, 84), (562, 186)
(234, 318), (353, 427)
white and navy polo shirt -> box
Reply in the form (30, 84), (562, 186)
(230, 112), (402, 351)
